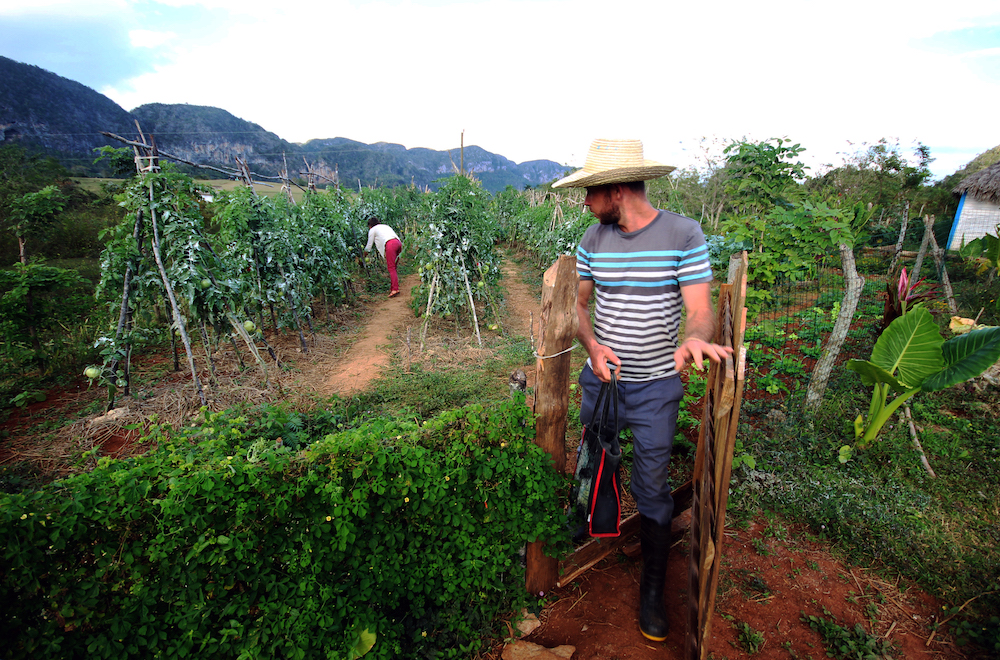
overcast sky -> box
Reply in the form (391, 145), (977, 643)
(2, 0), (998, 181)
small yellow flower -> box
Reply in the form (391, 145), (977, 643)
(326, 516), (332, 522)
(20, 514), (27, 520)
(405, 497), (410, 503)
(444, 476), (450, 481)
(421, 631), (427, 637)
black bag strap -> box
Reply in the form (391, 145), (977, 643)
(590, 367), (619, 439)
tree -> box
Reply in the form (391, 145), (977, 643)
(723, 139), (807, 217)
(647, 137), (731, 231)
(807, 138), (933, 225)
(0, 185), (68, 365)
(5, 185), (65, 264)
(721, 138), (808, 252)
(803, 203), (875, 412)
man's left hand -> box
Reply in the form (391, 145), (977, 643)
(674, 338), (734, 372)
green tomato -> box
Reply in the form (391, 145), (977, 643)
(477, 281), (485, 288)
(200, 278), (212, 289)
(243, 320), (257, 333)
(84, 366), (101, 379)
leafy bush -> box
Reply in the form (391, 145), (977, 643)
(0, 399), (570, 659)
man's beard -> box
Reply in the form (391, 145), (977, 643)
(596, 203), (621, 226)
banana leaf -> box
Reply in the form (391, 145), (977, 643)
(845, 360), (906, 392)
(922, 326), (1000, 392)
(869, 305), (943, 388)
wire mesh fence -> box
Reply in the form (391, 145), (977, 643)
(737, 245), (975, 416)
(739, 252), (892, 408)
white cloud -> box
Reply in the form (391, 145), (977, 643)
(129, 29), (177, 49)
(9, 0), (999, 178)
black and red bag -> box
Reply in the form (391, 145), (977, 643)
(570, 371), (623, 538)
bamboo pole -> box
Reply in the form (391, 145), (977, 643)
(420, 271), (439, 351)
(460, 258), (482, 347)
(525, 255), (578, 596)
(147, 178), (206, 407)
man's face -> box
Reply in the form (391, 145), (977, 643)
(584, 185), (620, 225)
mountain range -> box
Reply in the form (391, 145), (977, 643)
(0, 56), (569, 193)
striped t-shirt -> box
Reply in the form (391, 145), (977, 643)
(577, 210), (713, 382)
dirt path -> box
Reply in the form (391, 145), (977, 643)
(501, 258), (542, 344)
(313, 273), (421, 397)
(309, 258), (544, 399)
(519, 511), (958, 660)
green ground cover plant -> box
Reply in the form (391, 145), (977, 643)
(735, 620), (766, 653)
(0, 399), (570, 659)
(803, 611), (896, 659)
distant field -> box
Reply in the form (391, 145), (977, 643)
(71, 178), (309, 203)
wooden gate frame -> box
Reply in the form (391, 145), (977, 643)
(685, 252), (749, 659)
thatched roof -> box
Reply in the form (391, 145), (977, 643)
(954, 162), (1000, 203)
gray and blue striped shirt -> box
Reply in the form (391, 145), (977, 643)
(577, 210), (712, 382)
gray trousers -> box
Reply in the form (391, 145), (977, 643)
(579, 365), (684, 526)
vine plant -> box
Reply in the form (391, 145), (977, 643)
(412, 176), (503, 345)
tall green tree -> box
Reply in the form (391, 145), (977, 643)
(721, 138), (808, 251)
(5, 185), (65, 264)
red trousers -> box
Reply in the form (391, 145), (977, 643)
(385, 238), (402, 293)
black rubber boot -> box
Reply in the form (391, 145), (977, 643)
(638, 514), (671, 641)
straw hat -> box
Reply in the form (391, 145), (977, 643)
(552, 139), (676, 189)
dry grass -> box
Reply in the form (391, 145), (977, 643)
(1, 316), (366, 480)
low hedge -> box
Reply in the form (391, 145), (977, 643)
(0, 399), (570, 659)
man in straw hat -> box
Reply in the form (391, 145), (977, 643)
(554, 138), (732, 641)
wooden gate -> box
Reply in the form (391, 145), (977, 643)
(686, 252), (749, 658)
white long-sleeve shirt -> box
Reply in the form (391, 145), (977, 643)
(364, 224), (400, 258)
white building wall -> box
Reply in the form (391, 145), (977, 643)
(948, 195), (1000, 249)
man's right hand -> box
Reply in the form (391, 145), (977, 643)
(588, 344), (621, 383)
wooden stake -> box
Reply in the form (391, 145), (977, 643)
(525, 255), (578, 596)
(406, 326), (411, 373)
(924, 214), (958, 315)
(420, 271), (439, 351)
(888, 202), (912, 275)
(461, 258), (482, 347)
(902, 405), (936, 478)
(147, 178), (205, 407)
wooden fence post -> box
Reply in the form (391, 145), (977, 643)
(525, 255), (578, 595)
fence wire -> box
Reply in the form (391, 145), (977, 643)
(740, 252), (902, 408)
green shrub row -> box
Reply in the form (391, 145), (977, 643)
(0, 398), (570, 659)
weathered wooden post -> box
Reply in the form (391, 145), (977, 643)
(525, 255), (578, 595)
